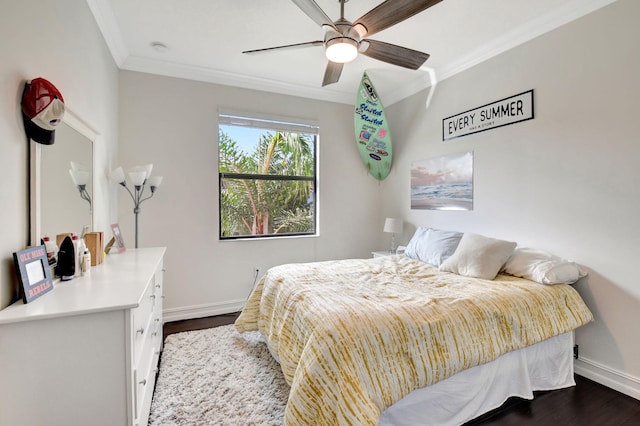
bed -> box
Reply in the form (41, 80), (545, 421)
(235, 230), (593, 426)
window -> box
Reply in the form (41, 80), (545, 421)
(218, 112), (318, 239)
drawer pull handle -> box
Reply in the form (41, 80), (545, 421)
(155, 284), (161, 288)
(137, 328), (145, 335)
(150, 294), (156, 299)
(152, 331), (158, 336)
(139, 379), (147, 386)
(155, 318), (160, 322)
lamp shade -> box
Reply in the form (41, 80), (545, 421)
(147, 175), (163, 190)
(70, 161), (90, 172)
(128, 171), (147, 186)
(142, 164), (153, 179)
(69, 169), (90, 186)
(109, 166), (126, 184)
(383, 218), (403, 234)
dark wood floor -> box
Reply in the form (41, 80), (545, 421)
(164, 314), (640, 425)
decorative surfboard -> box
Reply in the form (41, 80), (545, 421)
(354, 72), (393, 180)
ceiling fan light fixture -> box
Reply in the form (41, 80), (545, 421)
(325, 37), (358, 63)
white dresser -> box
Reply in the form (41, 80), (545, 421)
(0, 247), (166, 426)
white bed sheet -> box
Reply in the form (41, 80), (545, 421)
(379, 332), (574, 426)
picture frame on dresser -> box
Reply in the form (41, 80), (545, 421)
(13, 245), (54, 303)
(106, 223), (126, 254)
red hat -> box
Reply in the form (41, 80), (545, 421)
(21, 78), (65, 145)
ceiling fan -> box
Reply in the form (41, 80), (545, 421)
(243, 0), (443, 86)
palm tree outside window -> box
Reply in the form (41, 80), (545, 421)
(218, 112), (318, 239)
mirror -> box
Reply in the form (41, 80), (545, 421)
(30, 109), (97, 247)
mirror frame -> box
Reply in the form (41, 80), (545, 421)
(30, 108), (98, 247)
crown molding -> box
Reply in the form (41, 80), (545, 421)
(384, 0), (620, 105)
(88, 0), (619, 106)
(121, 55), (355, 104)
(436, 0), (620, 84)
(86, 0), (128, 67)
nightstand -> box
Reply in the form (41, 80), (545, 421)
(372, 250), (394, 258)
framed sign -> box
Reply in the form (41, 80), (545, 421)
(443, 90), (534, 141)
(13, 245), (54, 303)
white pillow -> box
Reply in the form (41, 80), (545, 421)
(503, 247), (588, 285)
(404, 227), (463, 266)
(404, 227), (429, 260)
(439, 233), (517, 280)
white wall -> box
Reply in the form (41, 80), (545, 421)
(118, 71), (383, 320)
(385, 0), (640, 397)
(0, 0), (119, 309)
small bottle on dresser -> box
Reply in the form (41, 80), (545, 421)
(81, 249), (91, 276)
(42, 235), (58, 265)
(72, 234), (84, 277)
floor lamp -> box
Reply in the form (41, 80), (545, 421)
(109, 164), (162, 248)
(69, 162), (92, 215)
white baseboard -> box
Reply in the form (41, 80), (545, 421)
(163, 299), (246, 323)
(575, 357), (640, 400)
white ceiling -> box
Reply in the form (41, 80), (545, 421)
(88, 0), (616, 105)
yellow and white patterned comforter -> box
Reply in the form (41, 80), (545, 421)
(235, 255), (593, 425)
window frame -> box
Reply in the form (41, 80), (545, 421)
(217, 111), (319, 241)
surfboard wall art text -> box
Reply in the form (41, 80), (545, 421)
(354, 72), (393, 181)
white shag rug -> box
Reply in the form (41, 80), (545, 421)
(149, 325), (290, 425)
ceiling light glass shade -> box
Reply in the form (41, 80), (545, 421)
(128, 171), (147, 187)
(325, 38), (358, 63)
(69, 169), (90, 186)
(147, 175), (163, 191)
(109, 166), (126, 184)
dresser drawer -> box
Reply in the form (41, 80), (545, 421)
(133, 346), (160, 425)
(132, 265), (164, 425)
(132, 279), (156, 364)
(132, 289), (162, 424)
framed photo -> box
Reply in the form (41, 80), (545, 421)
(411, 151), (474, 211)
(109, 223), (126, 253)
(13, 245), (54, 303)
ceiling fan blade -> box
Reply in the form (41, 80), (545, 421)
(290, 0), (339, 32)
(353, 0), (443, 37)
(322, 61), (344, 86)
(359, 39), (430, 70)
(243, 40), (324, 55)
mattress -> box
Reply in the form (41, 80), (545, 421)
(236, 255), (593, 425)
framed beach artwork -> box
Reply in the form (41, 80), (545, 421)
(411, 151), (474, 210)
